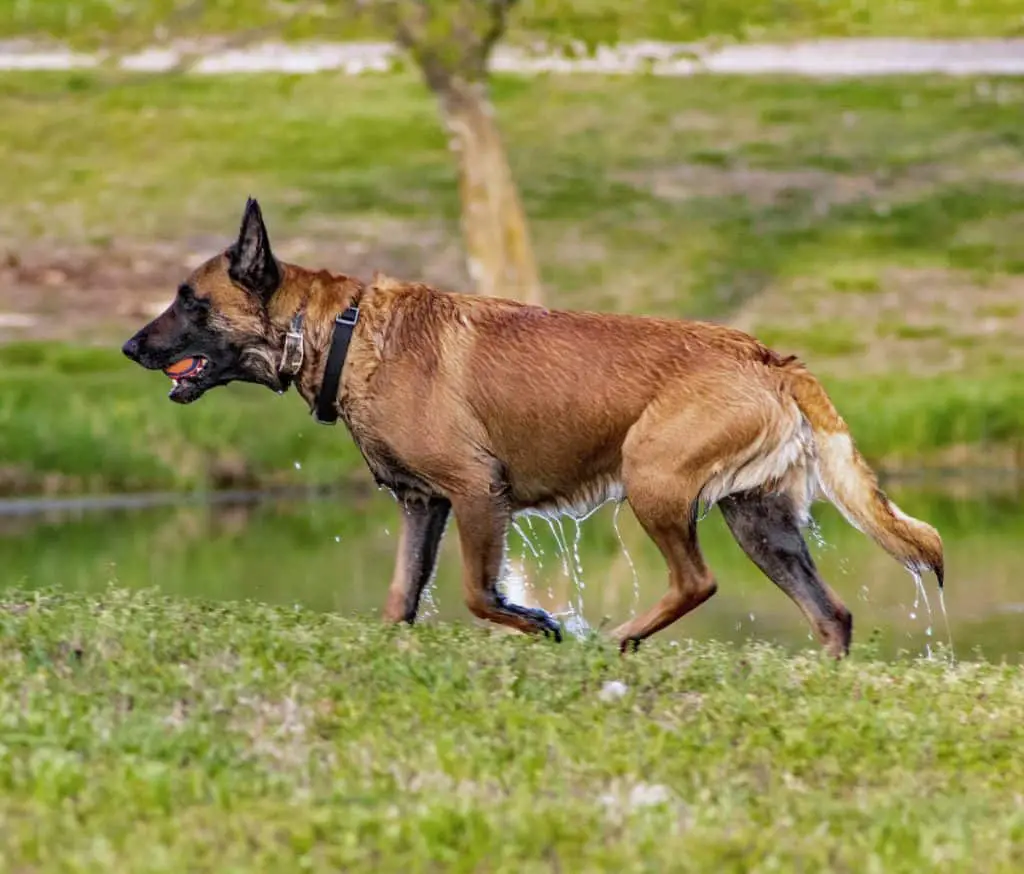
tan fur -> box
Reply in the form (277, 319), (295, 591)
(782, 362), (944, 582)
(164, 250), (944, 656)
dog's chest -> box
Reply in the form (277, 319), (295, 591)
(346, 424), (436, 505)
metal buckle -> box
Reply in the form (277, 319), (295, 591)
(279, 311), (305, 376)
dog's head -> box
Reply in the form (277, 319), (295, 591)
(122, 198), (288, 404)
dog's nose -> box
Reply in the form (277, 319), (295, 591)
(121, 336), (141, 361)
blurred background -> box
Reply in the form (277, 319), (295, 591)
(0, 1), (1021, 660)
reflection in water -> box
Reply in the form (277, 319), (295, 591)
(1, 480), (1021, 663)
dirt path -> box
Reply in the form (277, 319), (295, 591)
(1, 37), (1023, 77)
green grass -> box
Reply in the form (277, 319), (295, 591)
(3, 0), (1022, 46)
(0, 343), (365, 495)
(0, 588), (1020, 872)
(3, 70), (1024, 316)
(754, 321), (866, 358)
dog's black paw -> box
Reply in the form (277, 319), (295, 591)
(618, 636), (642, 655)
(498, 598), (564, 643)
(525, 606), (564, 643)
(542, 619), (564, 644)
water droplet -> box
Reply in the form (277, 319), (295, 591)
(807, 516), (829, 550)
(925, 626), (933, 637)
(748, 612), (755, 622)
(613, 501), (641, 617)
(334, 536), (341, 543)
(937, 588), (956, 662)
(545, 518), (571, 580)
(512, 520), (541, 559)
(293, 461), (302, 470)
(909, 612), (917, 620)
(383, 527), (390, 536)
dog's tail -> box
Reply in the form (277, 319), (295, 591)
(780, 360), (944, 588)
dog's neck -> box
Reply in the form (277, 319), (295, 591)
(267, 264), (366, 413)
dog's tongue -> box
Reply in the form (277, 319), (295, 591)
(164, 357), (204, 379)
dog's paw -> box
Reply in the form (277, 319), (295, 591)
(525, 606), (564, 643)
(618, 636), (642, 655)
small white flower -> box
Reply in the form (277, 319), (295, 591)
(598, 680), (628, 702)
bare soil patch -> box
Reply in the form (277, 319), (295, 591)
(0, 220), (466, 343)
(731, 266), (1024, 377)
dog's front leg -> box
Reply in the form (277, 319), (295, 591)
(451, 494), (563, 642)
(383, 496), (452, 624)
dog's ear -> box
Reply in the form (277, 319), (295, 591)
(228, 197), (281, 300)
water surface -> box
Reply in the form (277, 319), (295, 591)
(3, 477), (1021, 662)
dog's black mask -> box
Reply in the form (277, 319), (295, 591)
(121, 197), (283, 404)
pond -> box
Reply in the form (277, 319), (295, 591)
(2, 476), (1021, 663)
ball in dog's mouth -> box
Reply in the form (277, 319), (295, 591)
(164, 356), (207, 385)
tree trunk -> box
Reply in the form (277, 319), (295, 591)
(436, 77), (542, 304)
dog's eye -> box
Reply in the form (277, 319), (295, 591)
(177, 284), (211, 313)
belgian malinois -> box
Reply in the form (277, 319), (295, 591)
(122, 198), (943, 656)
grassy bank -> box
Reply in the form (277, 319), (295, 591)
(5, 0), (1023, 46)
(0, 343), (365, 495)
(0, 589), (1020, 871)
(0, 343), (1021, 496)
(5, 70), (1024, 323)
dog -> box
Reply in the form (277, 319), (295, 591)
(122, 198), (944, 656)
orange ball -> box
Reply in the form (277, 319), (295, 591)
(164, 357), (204, 378)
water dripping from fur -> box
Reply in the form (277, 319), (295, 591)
(612, 501), (641, 618)
(419, 578), (440, 619)
(696, 496), (714, 523)
(546, 517), (591, 638)
(512, 520), (542, 561)
(908, 567), (942, 660)
(937, 587), (956, 662)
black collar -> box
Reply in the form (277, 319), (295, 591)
(313, 305), (360, 425)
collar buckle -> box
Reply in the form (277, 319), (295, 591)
(337, 306), (359, 328)
(279, 310), (305, 379)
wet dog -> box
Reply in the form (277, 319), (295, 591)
(123, 198), (943, 655)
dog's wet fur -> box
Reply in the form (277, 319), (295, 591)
(123, 199), (944, 654)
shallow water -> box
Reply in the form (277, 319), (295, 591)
(2, 478), (1021, 662)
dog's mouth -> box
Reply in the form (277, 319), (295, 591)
(164, 356), (211, 404)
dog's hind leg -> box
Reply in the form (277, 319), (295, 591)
(383, 497), (451, 624)
(719, 489), (852, 658)
(451, 493), (564, 641)
(612, 373), (817, 651)
(610, 509), (717, 653)
(610, 397), (730, 651)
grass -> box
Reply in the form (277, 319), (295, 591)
(1, 70), (1024, 491)
(4, 0), (1023, 46)
(0, 588), (1020, 872)
(4, 71), (1024, 316)
(0, 343), (365, 495)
